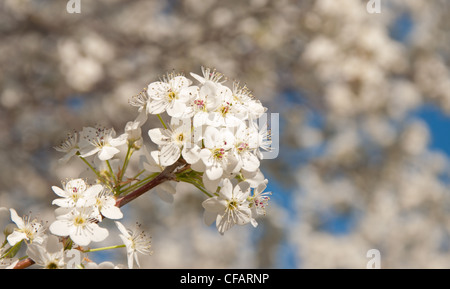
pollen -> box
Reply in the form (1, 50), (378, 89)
(74, 215), (86, 226)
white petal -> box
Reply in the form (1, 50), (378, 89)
(203, 173), (221, 193)
(101, 205), (123, 220)
(70, 230), (91, 246)
(9, 209), (24, 228)
(235, 207), (252, 225)
(242, 153), (260, 172)
(49, 220), (70, 237)
(159, 143), (181, 166)
(98, 146), (120, 161)
(193, 111), (209, 127)
(199, 149), (213, 166)
(26, 243), (46, 265)
(90, 224), (109, 243)
(206, 163), (223, 181)
(147, 99), (167, 115)
(167, 101), (187, 118)
(52, 186), (68, 198)
(85, 184), (103, 198)
(109, 134), (128, 147)
(216, 214), (232, 235)
(203, 126), (219, 149)
(148, 128), (170, 146)
(79, 146), (99, 158)
(7, 231), (27, 246)
(219, 179), (233, 200)
(52, 198), (74, 208)
(190, 72), (206, 84)
(115, 221), (130, 237)
(202, 197), (226, 213)
(182, 145), (201, 164)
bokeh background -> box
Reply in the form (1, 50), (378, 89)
(2, 0), (450, 268)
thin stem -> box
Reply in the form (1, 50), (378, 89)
(83, 244), (126, 253)
(118, 145), (133, 183)
(105, 160), (117, 183)
(120, 173), (159, 195)
(157, 114), (168, 130)
(79, 155), (102, 180)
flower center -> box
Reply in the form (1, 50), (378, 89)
(194, 99), (205, 110)
(74, 215), (86, 226)
(167, 91), (177, 102)
(213, 148), (225, 160)
(227, 199), (238, 210)
(219, 103), (231, 116)
(46, 261), (60, 269)
(236, 142), (249, 153)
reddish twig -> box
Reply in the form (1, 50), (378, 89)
(115, 158), (189, 208)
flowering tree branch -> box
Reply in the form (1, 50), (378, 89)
(3, 66), (273, 269)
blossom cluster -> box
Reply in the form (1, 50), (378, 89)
(0, 67), (272, 269)
(134, 67), (273, 234)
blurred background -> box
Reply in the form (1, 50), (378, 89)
(2, 0), (450, 268)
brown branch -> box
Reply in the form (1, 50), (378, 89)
(115, 158), (189, 208)
(13, 258), (35, 269)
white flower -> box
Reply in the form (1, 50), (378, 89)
(7, 209), (45, 246)
(26, 235), (66, 269)
(232, 124), (260, 172)
(240, 168), (266, 188)
(78, 126), (127, 161)
(146, 73), (197, 118)
(0, 252), (18, 269)
(148, 118), (201, 166)
(92, 188), (123, 220)
(207, 83), (243, 128)
(129, 87), (149, 113)
(182, 81), (218, 127)
(49, 207), (109, 247)
(125, 112), (147, 149)
(247, 179), (271, 227)
(231, 81), (266, 120)
(51, 178), (103, 208)
(190, 66), (226, 85)
(202, 179), (252, 234)
(249, 117), (272, 159)
(115, 221), (152, 269)
(199, 126), (238, 181)
(54, 131), (79, 164)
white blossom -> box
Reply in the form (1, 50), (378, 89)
(51, 178), (102, 208)
(202, 179), (253, 234)
(146, 73), (197, 118)
(115, 221), (152, 269)
(78, 126), (127, 161)
(7, 209), (45, 246)
(26, 235), (66, 269)
(49, 207), (109, 247)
